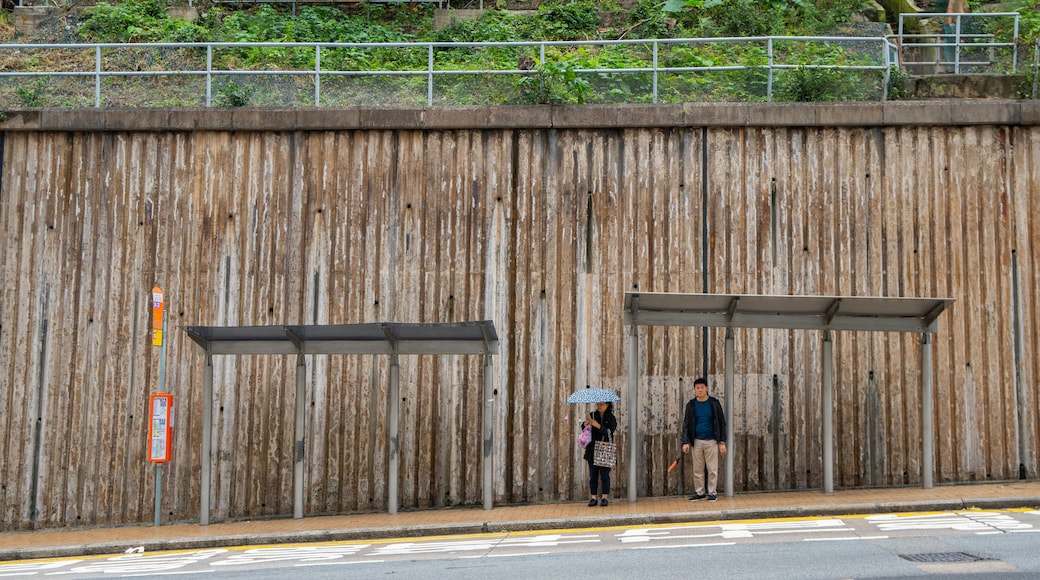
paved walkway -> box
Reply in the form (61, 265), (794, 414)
(3, 481), (1040, 562)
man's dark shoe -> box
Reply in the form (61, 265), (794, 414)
(588, 498), (598, 507)
(707, 494), (718, 502)
(600, 498), (608, 507)
(688, 493), (706, 501)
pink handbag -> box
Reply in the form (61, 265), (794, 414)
(578, 424), (593, 448)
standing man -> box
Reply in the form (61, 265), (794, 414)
(682, 377), (727, 501)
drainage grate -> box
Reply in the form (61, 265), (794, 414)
(899, 552), (991, 563)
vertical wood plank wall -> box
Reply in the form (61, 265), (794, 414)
(1, 118), (1038, 529)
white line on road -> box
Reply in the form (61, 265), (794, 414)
(295, 561), (384, 567)
(632, 543), (736, 549)
(119, 572), (216, 577)
(487, 552), (552, 558)
(802, 536), (889, 542)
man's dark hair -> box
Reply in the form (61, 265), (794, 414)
(693, 377), (708, 387)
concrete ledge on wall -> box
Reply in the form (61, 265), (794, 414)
(359, 109), (426, 129)
(1023, 103), (1040, 125)
(816, 103), (884, 126)
(424, 106), (551, 129)
(555, 104), (684, 128)
(747, 103), (818, 126)
(946, 100), (1022, 125)
(296, 109), (362, 130)
(0, 110), (40, 130)
(230, 109), (301, 130)
(168, 109), (235, 130)
(684, 102), (750, 126)
(3, 102), (1040, 132)
(882, 100), (953, 125)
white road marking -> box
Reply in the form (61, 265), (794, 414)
(633, 542), (736, 549)
(618, 519), (851, 543)
(0, 562), (82, 576)
(45, 551), (226, 575)
(487, 552), (551, 557)
(295, 561), (383, 567)
(212, 545), (368, 565)
(802, 536), (889, 542)
(867, 512), (1032, 533)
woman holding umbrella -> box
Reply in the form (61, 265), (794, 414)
(581, 400), (617, 507)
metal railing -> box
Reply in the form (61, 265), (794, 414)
(0, 36), (900, 108)
(1034, 39), (1039, 99)
(896, 12), (1020, 75)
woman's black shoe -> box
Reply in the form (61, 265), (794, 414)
(600, 498), (608, 506)
(588, 498), (598, 507)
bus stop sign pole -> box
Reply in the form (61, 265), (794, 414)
(149, 287), (172, 526)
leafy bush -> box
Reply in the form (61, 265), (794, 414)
(774, 66), (881, 101)
(79, 0), (171, 42)
(16, 79), (46, 107)
(1022, 0), (1040, 42)
(666, 0), (861, 37)
(627, 0), (675, 39)
(433, 10), (533, 42)
(885, 66), (912, 100)
(215, 80), (255, 107)
(516, 53), (592, 103)
(535, 1), (602, 40)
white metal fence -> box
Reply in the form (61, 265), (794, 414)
(895, 12), (1021, 75)
(0, 36), (900, 108)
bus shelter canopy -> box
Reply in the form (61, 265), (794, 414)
(623, 293), (952, 333)
(622, 293), (954, 501)
(181, 320), (499, 525)
(183, 320), (499, 355)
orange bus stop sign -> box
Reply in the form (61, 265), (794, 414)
(152, 287), (164, 346)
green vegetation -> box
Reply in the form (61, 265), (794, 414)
(15, 79), (46, 107)
(0, 0), (1034, 106)
(1021, 0), (1040, 41)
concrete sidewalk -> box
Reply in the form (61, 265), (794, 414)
(3, 481), (1040, 562)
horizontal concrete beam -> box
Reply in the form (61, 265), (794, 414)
(2, 101), (1038, 132)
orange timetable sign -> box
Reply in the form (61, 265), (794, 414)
(152, 287), (164, 346)
(149, 393), (173, 463)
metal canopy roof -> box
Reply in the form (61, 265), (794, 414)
(624, 292), (954, 333)
(182, 321), (499, 356)
(183, 319), (501, 524)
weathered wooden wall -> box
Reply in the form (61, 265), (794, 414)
(1, 105), (1039, 530)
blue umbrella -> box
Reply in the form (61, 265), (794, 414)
(566, 387), (620, 404)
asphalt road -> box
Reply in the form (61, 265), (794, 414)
(3, 509), (1040, 579)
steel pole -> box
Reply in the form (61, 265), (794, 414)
(822, 330), (834, 494)
(628, 323), (638, 503)
(154, 316), (168, 527)
(294, 354), (306, 519)
(388, 353), (400, 514)
(921, 333), (934, 488)
(483, 354), (494, 510)
(200, 354), (213, 526)
(724, 328), (734, 497)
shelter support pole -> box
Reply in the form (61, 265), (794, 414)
(200, 354), (213, 526)
(822, 330), (834, 494)
(483, 354), (494, 510)
(628, 323), (638, 503)
(388, 353), (401, 515)
(724, 328), (734, 497)
(921, 333), (934, 489)
(294, 354), (306, 519)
